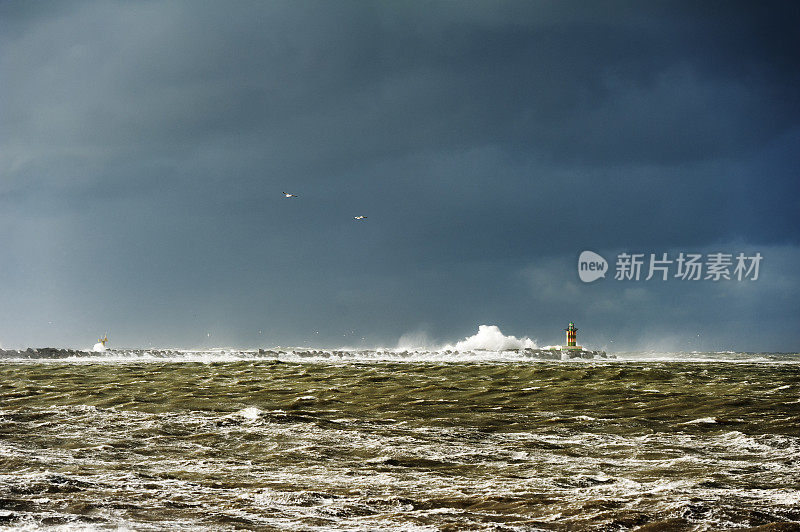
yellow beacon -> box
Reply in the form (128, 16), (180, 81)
(564, 322), (582, 350)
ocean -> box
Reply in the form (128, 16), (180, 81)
(0, 348), (798, 530)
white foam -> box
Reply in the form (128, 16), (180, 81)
(443, 325), (538, 351)
(683, 417), (718, 424)
(236, 407), (262, 420)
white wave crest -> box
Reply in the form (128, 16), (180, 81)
(443, 325), (538, 351)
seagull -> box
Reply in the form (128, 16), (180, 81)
(354, 215), (367, 220)
(283, 192), (298, 198)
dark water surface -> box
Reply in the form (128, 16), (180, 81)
(1, 355), (799, 530)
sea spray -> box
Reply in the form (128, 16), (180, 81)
(443, 324), (538, 351)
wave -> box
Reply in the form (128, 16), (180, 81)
(442, 325), (538, 351)
(1, 325), (796, 363)
(0, 347), (588, 363)
(1, 347), (797, 364)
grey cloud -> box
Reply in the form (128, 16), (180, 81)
(1, 1), (798, 349)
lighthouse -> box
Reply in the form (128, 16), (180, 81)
(92, 333), (109, 353)
(564, 322), (582, 350)
(543, 321), (609, 358)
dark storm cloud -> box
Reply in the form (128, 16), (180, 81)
(5, 2), (799, 166)
(1, 1), (798, 349)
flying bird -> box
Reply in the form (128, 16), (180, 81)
(354, 215), (367, 220)
(283, 192), (298, 198)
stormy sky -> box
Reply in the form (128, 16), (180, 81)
(1, 1), (799, 351)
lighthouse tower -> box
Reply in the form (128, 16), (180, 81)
(564, 322), (582, 350)
(92, 333), (109, 353)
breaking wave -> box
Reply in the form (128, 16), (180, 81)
(0, 325), (797, 363)
(443, 324), (538, 351)
(0, 347), (797, 364)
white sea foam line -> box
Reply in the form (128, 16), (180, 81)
(0, 358), (795, 367)
(2, 346), (798, 365)
(682, 416), (718, 424)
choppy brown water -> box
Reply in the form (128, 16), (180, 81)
(1, 354), (799, 530)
